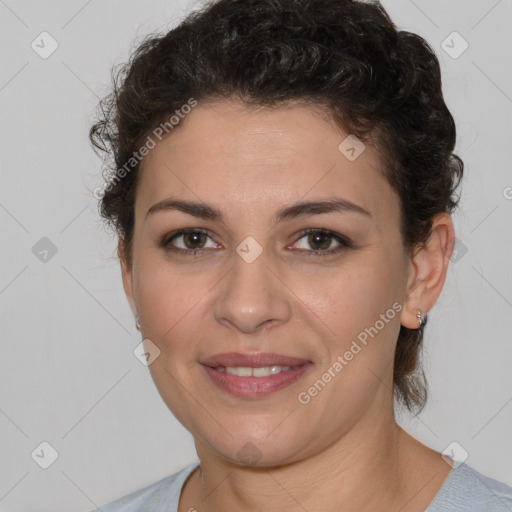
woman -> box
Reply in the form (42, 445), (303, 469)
(89, 0), (512, 510)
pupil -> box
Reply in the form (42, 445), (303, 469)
(309, 232), (330, 250)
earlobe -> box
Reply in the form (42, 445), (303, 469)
(400, 213), (455, 330)
(401, 281), (427, 329)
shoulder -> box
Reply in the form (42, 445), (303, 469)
(426, 462), (512, 512)
(89, 462), (199, 512)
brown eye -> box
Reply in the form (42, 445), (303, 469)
(181, 231), (208, 249)
(307, 231), (333, 250)
(162, 229), (218, 253)
(291, 228), (352, 257)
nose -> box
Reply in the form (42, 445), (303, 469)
(213, 250), (292, 334)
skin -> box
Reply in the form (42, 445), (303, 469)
(120, 99), (456, 511)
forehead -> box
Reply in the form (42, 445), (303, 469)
(136, 100), (398, 225)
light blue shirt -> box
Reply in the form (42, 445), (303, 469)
(90, 461), (512, 511)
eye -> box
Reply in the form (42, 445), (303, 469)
(160, 227), (353, 257)
(291, 228), (352, 256)
(161, 228), (219, 253)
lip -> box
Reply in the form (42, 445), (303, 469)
(200, 352), (311, 368)
(199, 352), (313, 398)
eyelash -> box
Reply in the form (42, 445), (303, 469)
(160, 228), (354, 257)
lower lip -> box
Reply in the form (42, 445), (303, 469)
(201, 364), (313, 398)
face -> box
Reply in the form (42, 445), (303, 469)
(122, 99), (416, 466)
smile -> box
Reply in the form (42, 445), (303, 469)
(215, 365), (291, 377)
(201, 361), (313, 398)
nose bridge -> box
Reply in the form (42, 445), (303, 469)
(213, 245), (291, 333)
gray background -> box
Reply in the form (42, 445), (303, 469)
(0, 0), (511, 510)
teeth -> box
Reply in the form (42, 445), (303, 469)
(226, 366), (253, 377)
(219, 366), (291, 377)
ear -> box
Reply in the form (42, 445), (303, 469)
(118, 239), (138, 319)
(401, 213), (455, 329)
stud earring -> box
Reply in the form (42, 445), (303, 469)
(135, 317), (141, 331)
(417, 309), (423, 329)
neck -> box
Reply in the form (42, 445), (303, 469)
(182, 412), (424, 512)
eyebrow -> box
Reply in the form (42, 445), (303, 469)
(145, 197), (372, 223)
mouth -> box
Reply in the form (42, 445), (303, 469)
(212, 365), (295, 377)
(199, 352), (313, 398)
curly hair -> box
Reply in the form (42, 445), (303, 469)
(90, 0), (463, 415)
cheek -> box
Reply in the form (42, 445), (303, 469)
(299, 261), (396, 333)
(301, 267), (401, 377)
(296, 258), (403, 390)
(134, 256), (209, 350)
(132, 258), (209, 427)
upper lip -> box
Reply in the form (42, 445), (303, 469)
(200, 352), (312, 368)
